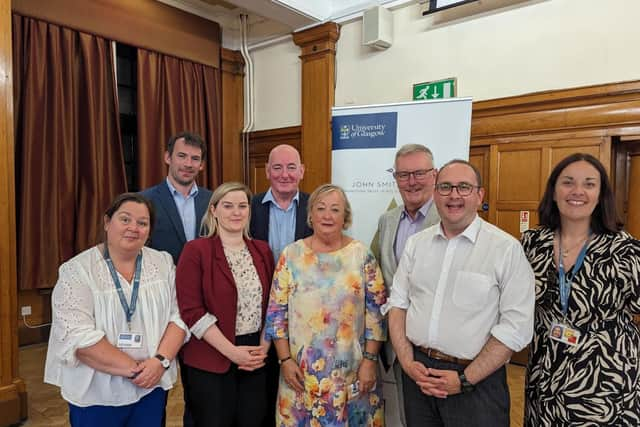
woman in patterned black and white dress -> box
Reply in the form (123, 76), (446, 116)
(521, 153), (640, 426)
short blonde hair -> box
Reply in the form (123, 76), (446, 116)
(306, 184), (352, 230)
(200, 182), (253, 238)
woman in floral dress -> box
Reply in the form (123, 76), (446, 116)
(265, 184), (387, 427)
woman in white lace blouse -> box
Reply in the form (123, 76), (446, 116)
(176, 182), (275, 427)
(44, 193), (189, 427)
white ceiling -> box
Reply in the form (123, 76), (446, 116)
(157, 0), (417, 48)
(157, 0), (540, 49)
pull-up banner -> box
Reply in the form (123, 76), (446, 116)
(331, 98), (472, 246)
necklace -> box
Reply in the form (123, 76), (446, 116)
(559, 234), (590, 258)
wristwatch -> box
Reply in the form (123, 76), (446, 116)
(459, 372), (475, 394)
(362, 351), (378, 362)
(278, 356), (292, 365)
(155, 354), (170, 370)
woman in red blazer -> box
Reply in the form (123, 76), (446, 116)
(176, 182), (275, 427)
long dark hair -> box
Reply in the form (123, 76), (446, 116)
(538, 153), (620, 233)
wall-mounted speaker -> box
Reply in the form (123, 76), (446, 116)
(362, 6), (393, 50)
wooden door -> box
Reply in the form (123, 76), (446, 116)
(487, 136), (609, 365)
(469, 146), (490, 221)
(488, 136), (610, 239)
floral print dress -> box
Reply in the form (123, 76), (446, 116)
(265, 239), (387, 427)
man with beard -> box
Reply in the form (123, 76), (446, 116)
(140, 131), (212, 427)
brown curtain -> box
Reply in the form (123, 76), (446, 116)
(137, 48), (222, 190)
(12, 14), (127, 290)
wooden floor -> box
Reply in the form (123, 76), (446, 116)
(18, 343), (526, 427)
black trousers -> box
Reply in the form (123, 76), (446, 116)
(183, 333), (267, 427)
(179, 356), (194, 427)
(261, 345), (279, 427)
(403, 347), (510, 427)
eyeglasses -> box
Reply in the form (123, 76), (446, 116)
(393, 168), (434, 182)
(435, 182), (479, 196)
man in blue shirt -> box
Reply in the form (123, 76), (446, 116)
(141, 132), (212, 265)
(250, 144), (312, 261)
(250, 144), (312, 427)
(140, 131), (212, 427)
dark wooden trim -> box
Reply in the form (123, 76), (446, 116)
(293, 23), (339, 194)
(248, 126), (302, 157)
(292, 22), (340, 53)
(12, 0), (221, 68)
(221, 48), (245, 183)
(473, 80), (640, 114)
(221, 48), (245, 76)
(472, 80), (640, 141)
(0, 0), (26, 424)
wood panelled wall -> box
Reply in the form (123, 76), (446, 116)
(471, 80), (640, 238)
(470, 81), (640, 360)
(12, 0), (221, 68)
(221, 48), (245, 183)
(0, 0), (25, 424)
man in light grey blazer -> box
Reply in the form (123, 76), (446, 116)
(373, 144), (440, 426)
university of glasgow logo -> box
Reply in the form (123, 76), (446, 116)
(340, 125), (350, 140)
(332, 112), (397, 150)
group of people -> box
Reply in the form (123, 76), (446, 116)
(43, 131), (640, 427)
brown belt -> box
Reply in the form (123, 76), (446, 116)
(417, 346), (472, 367)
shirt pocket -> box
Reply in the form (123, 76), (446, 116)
(452, 271), (493, 310)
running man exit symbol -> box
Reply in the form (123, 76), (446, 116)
(413, 78), (456, 100)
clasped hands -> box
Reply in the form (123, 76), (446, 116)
(231, 345), (269, 371)
(127, 357), (166, 389)
(404, 360), (462, 398)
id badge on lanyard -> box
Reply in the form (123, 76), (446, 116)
(104, 246), (144, 349)
(549, 235), (590, 347)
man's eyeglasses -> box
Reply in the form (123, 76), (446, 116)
(393, 168), (434, 182)
(435, 182), (479, 196)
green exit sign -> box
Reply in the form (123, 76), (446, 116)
(413, 78), (457, 100)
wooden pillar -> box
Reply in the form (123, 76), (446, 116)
(627, 152), (640, 238)
(0, 1), (27, 426)
(292, 22), (340, 193)
(221, 48), (245, 184)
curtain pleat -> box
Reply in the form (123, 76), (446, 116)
(12, 14), (126, 290)
(136, 49), (222, 190)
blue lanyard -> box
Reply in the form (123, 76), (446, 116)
(103, 246), (142, 329)
(558, 235), (590, 318)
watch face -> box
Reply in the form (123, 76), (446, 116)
(161, 359), (170, 368)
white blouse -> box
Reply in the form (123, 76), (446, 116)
(44, 246), (190, 407)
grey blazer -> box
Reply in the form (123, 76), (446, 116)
(373, 201), (440, 368)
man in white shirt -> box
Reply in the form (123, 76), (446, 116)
(372, 144), (440, 426)
(387, 159), (535, 427)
